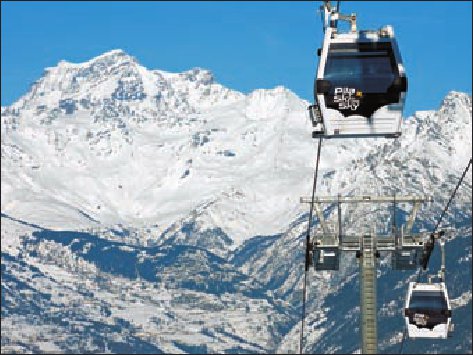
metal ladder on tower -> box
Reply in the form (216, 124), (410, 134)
(360, 233), (377, 354)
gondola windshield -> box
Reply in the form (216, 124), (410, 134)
(409, 291), (448, 311)
(324, 49), (396, 89)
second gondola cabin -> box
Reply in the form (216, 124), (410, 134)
(313, 24), (408, 138)
(404, 282), (453, 339)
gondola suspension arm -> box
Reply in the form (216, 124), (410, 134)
(321, 0), (356, 32)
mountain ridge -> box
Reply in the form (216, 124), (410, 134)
(1, 50), (471, 244)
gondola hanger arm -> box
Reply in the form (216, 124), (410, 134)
(321, 0), (356, 33)
(337, 13), (357, 33)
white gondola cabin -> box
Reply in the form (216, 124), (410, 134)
(404, 282), (453, 339)
(311, 20), (408, 138)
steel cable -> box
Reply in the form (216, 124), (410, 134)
(299, 138), (323, 354)
(433, 158), (472, 233)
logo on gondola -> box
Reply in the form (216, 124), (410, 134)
(334, 87), (361, 111)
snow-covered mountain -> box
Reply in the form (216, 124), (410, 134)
(1, 49), (472, 354)
(1, 48), (318, 247)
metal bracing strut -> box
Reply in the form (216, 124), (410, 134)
(337, 194), (343, 246)
(439, 237), (446, 282)
(313, 202), (330, 235)
(405, 201), (421, 236)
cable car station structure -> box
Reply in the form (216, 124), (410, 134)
(298, 1), (470, 354)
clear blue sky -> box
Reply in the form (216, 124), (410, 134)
(1, 1), (472, 116)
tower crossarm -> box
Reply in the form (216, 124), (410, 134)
(300, 195), (433, 204)
(314, 233), (428, 251)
